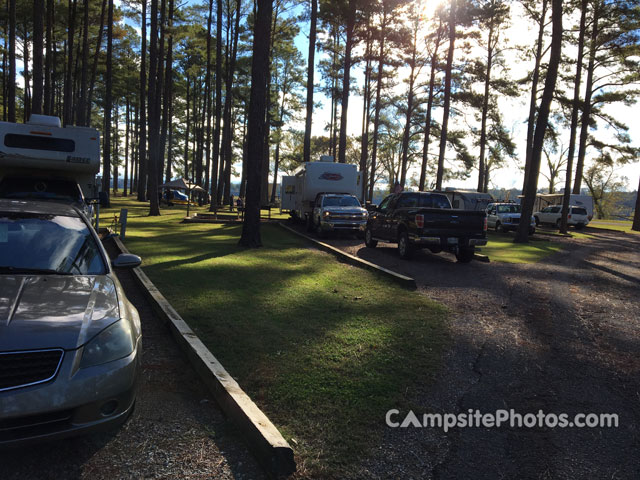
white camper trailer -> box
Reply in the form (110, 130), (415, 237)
(280, 161), (363, 222)
(0, 115), (101, 205)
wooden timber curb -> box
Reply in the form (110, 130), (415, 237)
(278, 222), (418, 290)
(111, 236), (296, 478)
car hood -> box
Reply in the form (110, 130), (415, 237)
(0, 275), (120, 351)
(323, 206), (366, 214)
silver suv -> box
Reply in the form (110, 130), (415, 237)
(312, 193), (368, 237)
(486, 203), (536, 235)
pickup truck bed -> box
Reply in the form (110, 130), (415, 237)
(364, 192), (487, 263)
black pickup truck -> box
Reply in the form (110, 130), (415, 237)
(364, 191), (487, 263)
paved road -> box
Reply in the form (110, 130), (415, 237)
(313, 228), (640, 479)
(1, 243), (263, 480)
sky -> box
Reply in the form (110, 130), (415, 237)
(289, 0), (640, 192)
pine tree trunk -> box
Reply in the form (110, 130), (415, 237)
(137, 0), (148, 201)
(560, 0), (588, 233)
(436, 0), (457, 190)
(632, 176), (640, 231)
(515, 0), (562, 243)
(477, 22), (494, 192)
(76, 0), (89, 125)
(239, 0), (273, 248)
(222, 0), (241, 205)
(102, 0), (113, 203)
(124, 99), (130, 196)
(419, 20), (443, 191)
(573, 3), (599, 195)
(400, 25), (418, 188)
(303, 0), (317, 164)
(43, 0), (54, 115)
(8, 0), (16, 122)
(32, 0), (44, 115)
(203, 0), (213, 192)
(337, 0), (356, 164)
(63, 0), (77, 126)
(209, 0), (223, 209)
(368, 8), (387, 201)
(522, 0), (548, 197)
(147, 0), (160, 215)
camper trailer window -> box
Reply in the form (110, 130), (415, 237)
(4, 133), (75, 152)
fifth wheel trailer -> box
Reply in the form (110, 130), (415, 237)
(280, 161), (364, 222)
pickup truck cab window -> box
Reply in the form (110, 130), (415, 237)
(396, 193), (419, 208)
(430, 194), (451, 209)
(378, 195), (393, 212)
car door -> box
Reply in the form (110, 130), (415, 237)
(390, 193), (418, 241)
(375, 194), (398, 241)
(486, 205), (497, 228)
(539, 206), (551, 224)
(369, 195), (392, 238)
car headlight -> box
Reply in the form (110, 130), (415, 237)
(323, 211), (331, 217)
(361, 211), (368, 217)
(80, 320), (135, 369)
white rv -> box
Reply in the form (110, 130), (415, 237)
(280, 161), (364, 223)
(0, 115), (100, 214)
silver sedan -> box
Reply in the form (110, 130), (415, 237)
(0, 199), (142, 446)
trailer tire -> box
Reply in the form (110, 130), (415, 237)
(364, 227), (377, 248)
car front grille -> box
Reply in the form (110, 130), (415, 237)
(329, 214), (365, 220)
(0, 349), (64, 392)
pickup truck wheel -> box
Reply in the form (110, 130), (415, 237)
(456, 247), (475, 263)
(529, 227), (536, 235)
(315, 220), (325, 239)
(495, 222), (505, 233)
(364, 227), (377, 248)
(397, 231), (413, 259)
(534, 216), (540, 226)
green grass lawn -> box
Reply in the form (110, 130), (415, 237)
(589, 219), (639, 234)
(102, 196), (448, 477)
(481, 231), (564, 263)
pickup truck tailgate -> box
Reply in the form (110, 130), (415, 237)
(417, 208), (485, 236)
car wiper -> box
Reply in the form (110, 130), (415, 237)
(0, 266), (72, 275)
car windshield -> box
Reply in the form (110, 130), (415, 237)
(0, 212), (106, 275)
(323, 196), (361, 207)
(497, 205), (521, 214)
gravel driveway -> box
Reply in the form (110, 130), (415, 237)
(317, 228), (640, 479)
(1, 245), (263, 480)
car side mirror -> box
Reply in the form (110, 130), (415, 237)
(112, 253), (142, 269)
